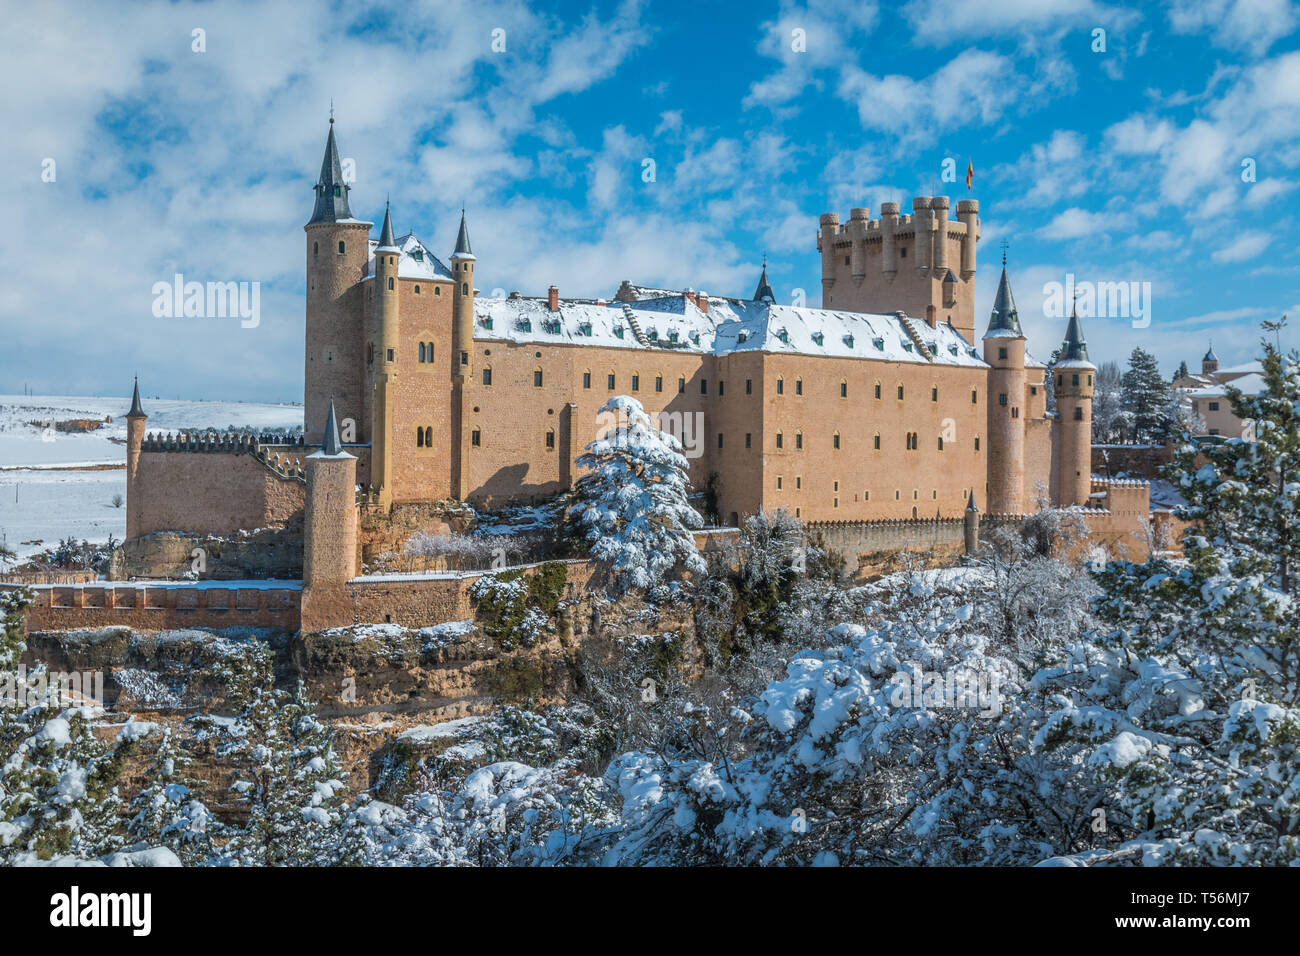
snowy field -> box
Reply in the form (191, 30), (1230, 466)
(0, 395), (302, 561)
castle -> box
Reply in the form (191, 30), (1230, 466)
(105, 120), (1163, 629)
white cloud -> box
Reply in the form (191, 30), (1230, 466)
(1166, 0), (1300, 55)
(1038, 207), (1113, 240)
(1211, 230), (1271, 262)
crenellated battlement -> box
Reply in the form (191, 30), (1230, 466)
(141, 431), (307, 482)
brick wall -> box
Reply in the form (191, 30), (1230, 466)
(132, 449), (305, 537)
(6, 582), (302, 633)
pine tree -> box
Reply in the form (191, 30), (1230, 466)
(126, 726), (217, 864)
(568, 395), (706, 593)
(196, 643), (346, 866)
(1120, 347), (1175, 443)
(1175, 359), (1189, 382)
(1091, 360), (1124, 444)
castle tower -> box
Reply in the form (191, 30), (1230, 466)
(1053, 301), (1096, 507)
(125, 377), (146, 539)
(1202, 342), (1220, 377)
(817, 196), (979, 344)
(983, 262), (1026, 514)
(303, 401), (358, 596)
(964, 489), (980, 555)
(304, 118), (371, 445)
(752, 259), (775, 303)
(450, 210), (475, 499)
(370, 202), (401, 508)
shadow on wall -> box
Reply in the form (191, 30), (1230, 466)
(470, 463), (565, 509)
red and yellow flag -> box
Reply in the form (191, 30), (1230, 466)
(965, 158), (974, 191)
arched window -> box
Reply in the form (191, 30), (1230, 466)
(434, 287), (441, 296)
(873, 432), (881, 450)
(897, 384), (905, 400)
(874, 381), (882, 399)
(426, 342), (434, 362)
(462, 282), (469, 295)
(534, 368), (543, 387)
(795, 378), (803, 395)
(545, 429), (555, 449)
(483, 366), (492, 386)
(776, 377), (784, 395)
(414, 285), (420, 294)
(418, 343), (426, 362)
(387, 277), (394, 290)
(313, 241), (318, 258)
(833, 431), (841, 450)
(795, 431), (803, 450)
(631, 373), (640, 391)
(931, 385), (938, 402)
(840, 380), (847, 398)
(416, 428), (425, 448)
(424, 427), (433, 447)
(937, 435), (944, 450)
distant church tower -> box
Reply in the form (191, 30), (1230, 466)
(450, 211), (475, 499)
(1053, 301), (1095, 507)
(304, 119), (370, 445)
(982, 260), (1026, 514)
(1202, 342), (1220, 377)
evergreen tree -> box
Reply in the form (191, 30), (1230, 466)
(1120, 347), (1175, 442)
(1091, 360), (1124, 443)
(196, 643), (345, 866)
(1175, 359), (1189, 382)
(568, 395), (705, 593)
(126, 726), (217, 864)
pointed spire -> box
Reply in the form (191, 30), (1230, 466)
(984, 264), (1023, 338)
(752, 257), (775, 303)
(321, 401), (343, 455)
(452, 208), (474, 259)
(376, 201), (399, 251)
(127, 376), (145, 419)
(307, 119), (353, 225)
(1203, 340), (1218, 362)
(1060, 297), (1091, 365)
(966, 488), (978, 513)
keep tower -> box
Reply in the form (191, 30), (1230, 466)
(982, 261), (1027, 514)
(1053, 302), (1096, 507)
(304, 119), (371, 445)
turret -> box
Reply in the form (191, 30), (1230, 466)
(451, 210), (475, 381)
(370, 202), (401, 507)
(930, 196), (949, 275)
(302, 402), (358, 630)
(125, 377), (146, 539)
(752, 259), (776, 303)
(304, 118), (370, 445)
(912, 197), (932, 273)
(982, 260), (1026, 514)
(1052, 301), (1096, 507)
(880, 201), (900, 277)
(964, 490), (980, 555)
(956, 199), (978, 279)
(817, 213), (839, 306)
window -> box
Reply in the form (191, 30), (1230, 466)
(717, 433), (724, 449)
(701, 379), (708, 394)
(796, 477), (802, 490)
(387, 277), (394, 290)
(1088, 375), (1093, 386)
(745, 433), (752, 449)
(931, 387), (938, 402)
(718, 380), (724, 396)
(777, 476), (783, 490)
(1072, 373), (1080, 386)
(655, 376), (663, 392)
(975, 436), (981, 451)
(1208, 401), (1220, 411)
(1030, 386), (1037, 396)
(545, 430), (555, 449)
(777, 378), (784, 395)
(460, 351), (468, 366)
(795, 379), (803, 395)
(864, 491), (870, 501)
(632, 374), (640, 391)
(796, 432), (803, 450)
(583, 371), (591, 389)
(874, 383), (882, 399)
(435, 287), (441, 296)
(482, 367), (492, 386)
(608, 373), (616, 390)
(417, 428), (424, 448)
(999, 393), (1008, 406)
(900, 246), (907, 258)
(746, 379), (753, 395)
(471, 428), (481, 447)
(937, 436), (944, 450)
(972, 389), (978, 404)
(840, 381), (847, 398)
(873, 433), (881, 450)
(462, 282), (469, 295)
(1074, 407), (1084, 421)
(999, 347), (1007, 360)
(534, 369), (543, 387)
(776, 432), (784, 449)
(419, 343), (426, 362)
(678, 378), (685, 393)
(338, 241), (345, 254)
(897, 385), (904, 400)
(833, 432), (841, 450)
(386, 348), (394, 362)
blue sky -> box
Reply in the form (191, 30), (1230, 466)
(2, 0), (1298, 402)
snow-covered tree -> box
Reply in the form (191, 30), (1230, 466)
(126, 727), (217, 864)
(1091, 360), (1125, 444)
(1120, 347), (1175, 443)
(569, 396), (705, 593)
(196, 643), (346, 866)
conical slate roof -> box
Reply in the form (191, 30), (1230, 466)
(966, 488), (978, 512)
(452, 210), (473, 259)
(752, 263), (775, 303)
(308, 120), (353, 225)
(1204, 343), (1218, 362)
(1060, 301), (1091, 364)
(127, 377), (145, 418)
(984, 266), (1023, 337)
(376, 202), (399, 251)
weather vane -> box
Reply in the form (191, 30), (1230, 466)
(1000, 238), (1009, 266)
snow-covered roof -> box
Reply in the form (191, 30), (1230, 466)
(473, 292), (987, 367)
(364, 233), (452, 282)
(1188, 372), (1264, 398)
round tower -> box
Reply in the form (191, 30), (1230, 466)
(982, 262), (1026, 514)
(302, 402), (358, 632)
(125, 377), (146, 539)
(370, 202), (401, 507)
(451, 210), (476, 382)
(304, 118), (371, 445)
(1053, 302), (1096, 507)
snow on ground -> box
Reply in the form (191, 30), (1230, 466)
(0, 395), (301, 563)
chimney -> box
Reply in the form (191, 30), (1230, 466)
(926, 304), (937, 329)
(547, 285), (559, 311)
(697, 291), (709, 314)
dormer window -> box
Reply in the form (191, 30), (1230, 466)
(873, 337), (885, 351)
(690, 332), (700, 344)
(517, 319), (532, 333)
(777, 329), (789, 343)
(738, 330), (749, 344)
(483, 317), (493, 330)
(902, 341), (913, 352)
(668, 330), (679, 343)
(412, 249), (423, 262)
(843, 334), (854, 348)
(614, 326), (625, 340)
(648, 328), (658, 342)
(812, 332), (824, 346)
(579, 322), (592, 337)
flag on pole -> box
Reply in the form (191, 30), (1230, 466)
(965, 158), (973, 190)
